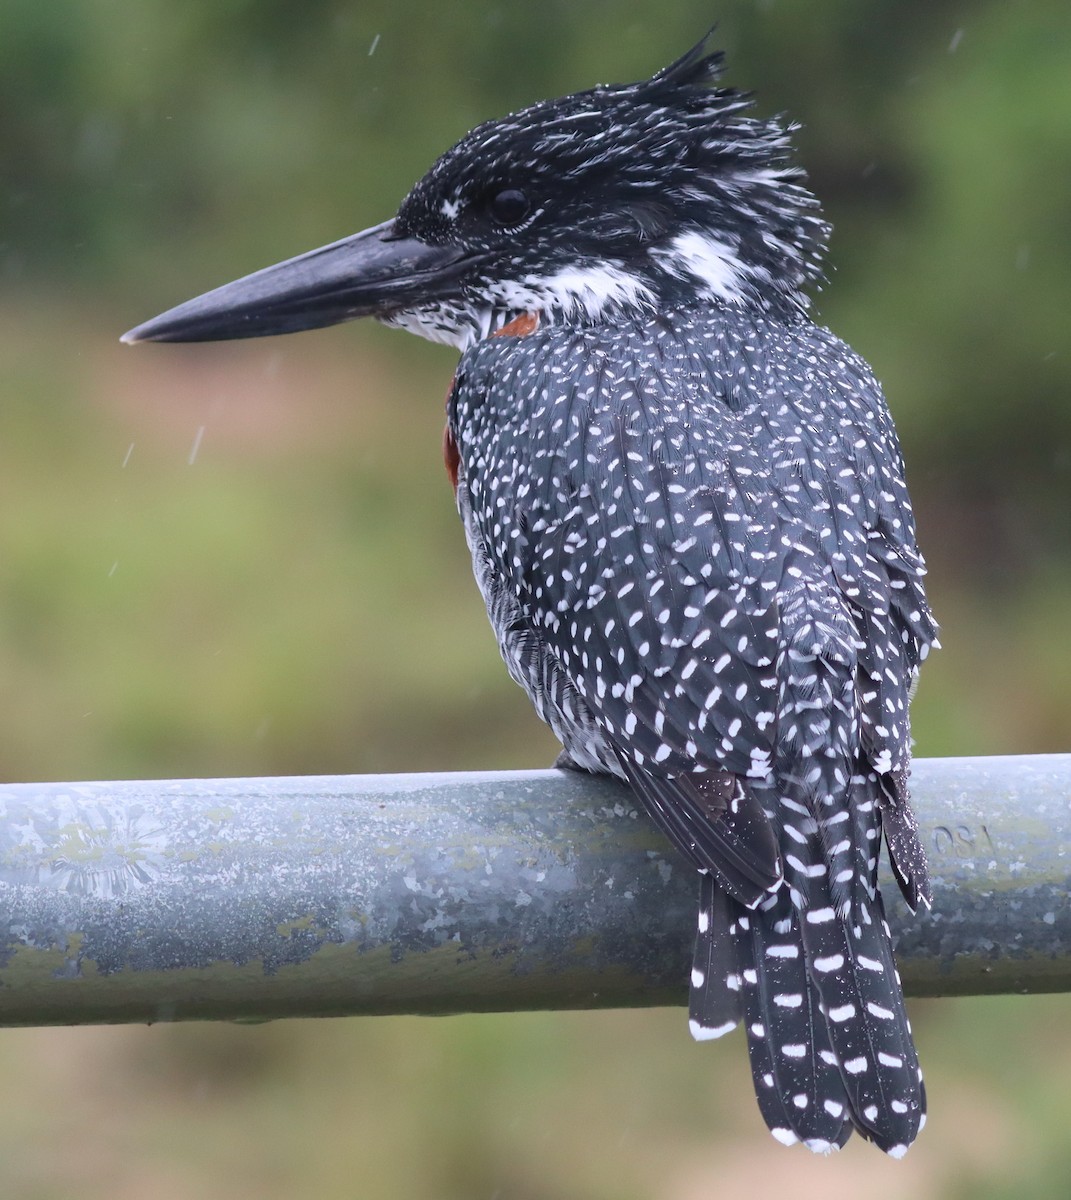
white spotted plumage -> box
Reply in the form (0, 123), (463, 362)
(449, 300), (936, 1154)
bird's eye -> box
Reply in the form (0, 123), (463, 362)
(488, 188), (531, 227)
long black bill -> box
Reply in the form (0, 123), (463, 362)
(121, 219), (478, 344)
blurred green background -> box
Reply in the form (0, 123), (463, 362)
(2, 0), (1070, 1196)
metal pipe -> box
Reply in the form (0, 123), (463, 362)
(0, 755), (1066, 1026)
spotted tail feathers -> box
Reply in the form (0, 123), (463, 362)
(687, 766), (927, 1156)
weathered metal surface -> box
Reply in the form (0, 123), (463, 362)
(0, 755), (1066, 1026)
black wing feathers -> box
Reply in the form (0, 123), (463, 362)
(616, 755), (780, 905)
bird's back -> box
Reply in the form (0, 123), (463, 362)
(449, 304), (937, 1151)
(451, 305), (933, 774)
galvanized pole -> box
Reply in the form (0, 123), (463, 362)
(0, 754), (1066, 1027)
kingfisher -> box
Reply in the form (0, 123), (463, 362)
(123, 37), (937, 1155)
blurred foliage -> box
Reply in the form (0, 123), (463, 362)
(1, 0), (1070, 1196)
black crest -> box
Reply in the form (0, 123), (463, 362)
(392, 35), (830, 323)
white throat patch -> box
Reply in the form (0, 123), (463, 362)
(501, 262), (656, 323)
(382, 261), (656, 352)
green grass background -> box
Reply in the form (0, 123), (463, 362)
(2, 0), (1071, 1195)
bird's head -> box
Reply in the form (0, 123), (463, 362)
(123, 37), (829, 350)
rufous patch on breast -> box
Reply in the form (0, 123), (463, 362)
(443, 423), (460, 490)
(492, 312), (539, 338)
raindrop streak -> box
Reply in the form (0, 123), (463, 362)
(949, 29), (964, 53)
(368, 33), (381, 56)
(108, 562), (118, 578)
(122, 442), (134, 468)
(188, 425), (206, 465)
